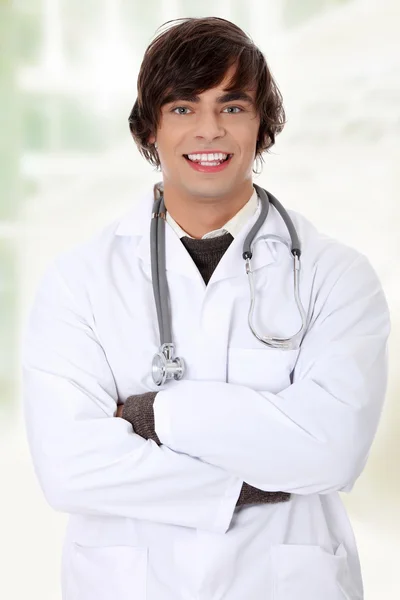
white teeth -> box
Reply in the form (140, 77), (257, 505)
(187, 152), (228, 162)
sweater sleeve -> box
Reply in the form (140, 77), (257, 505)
(122, 392), (161, 446)
(121, 392), (291, 506)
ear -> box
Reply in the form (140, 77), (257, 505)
(148, 134), (156, 145)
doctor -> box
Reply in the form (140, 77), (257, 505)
(22, 16), (390, 600)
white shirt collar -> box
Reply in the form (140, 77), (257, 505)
(165, 187), (259, 239)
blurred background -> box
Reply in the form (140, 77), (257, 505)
(1, 0), (399, 598)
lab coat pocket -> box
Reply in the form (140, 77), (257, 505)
(227, 347), (299, 393)
(271, 542), (352, 600)
(68, 542), (148, 600)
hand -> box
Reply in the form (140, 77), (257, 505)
(116, 403), (124, 418)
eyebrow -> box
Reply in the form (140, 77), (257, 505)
(162, 91), (254, 106)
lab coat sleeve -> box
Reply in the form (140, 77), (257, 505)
(21, 260), (243, 533)
(153, 253), (391, 495)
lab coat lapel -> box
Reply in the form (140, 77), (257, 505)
(206, 204), (282, 284)
(115, 187), (204, 282)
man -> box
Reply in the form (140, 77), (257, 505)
(22, 16), (390, 600)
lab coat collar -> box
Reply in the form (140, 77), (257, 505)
(115, 185), (288, 283)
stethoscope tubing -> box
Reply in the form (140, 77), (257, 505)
(150, 183), (307, 384)
(150, 192), (172, 347)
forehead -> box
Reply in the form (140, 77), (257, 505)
(161, 64), (257, 106)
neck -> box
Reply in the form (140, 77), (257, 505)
(161, 181), (254, 239)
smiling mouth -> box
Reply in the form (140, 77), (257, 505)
(183, 154), (233, 164)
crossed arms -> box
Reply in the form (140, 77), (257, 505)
(21, 253), (390, 533)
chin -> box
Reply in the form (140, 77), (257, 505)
(186, 183), (234, 197)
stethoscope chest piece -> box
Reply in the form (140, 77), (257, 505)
(152, 343), (185, 386)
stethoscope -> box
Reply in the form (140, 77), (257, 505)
(150, 182), (307, 386)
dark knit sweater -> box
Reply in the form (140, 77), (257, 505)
(122, 232), (291, 507)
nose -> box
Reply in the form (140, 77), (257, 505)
(193, 108), (226, 143)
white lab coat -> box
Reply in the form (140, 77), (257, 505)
(22, 186), (390, 600)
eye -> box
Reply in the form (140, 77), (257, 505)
(223, 106), (243, 113)
(172, 106), (191, 115)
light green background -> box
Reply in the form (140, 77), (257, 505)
(1, 1), (399, 598)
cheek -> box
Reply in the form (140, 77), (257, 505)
(233, 122), (259, 150)
(158, 129), (187, 160)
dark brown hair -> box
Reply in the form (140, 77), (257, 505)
(128, 17), (286, 173)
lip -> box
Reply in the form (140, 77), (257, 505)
(183, 154), (233, 173)
(184, 151), (232, 155)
